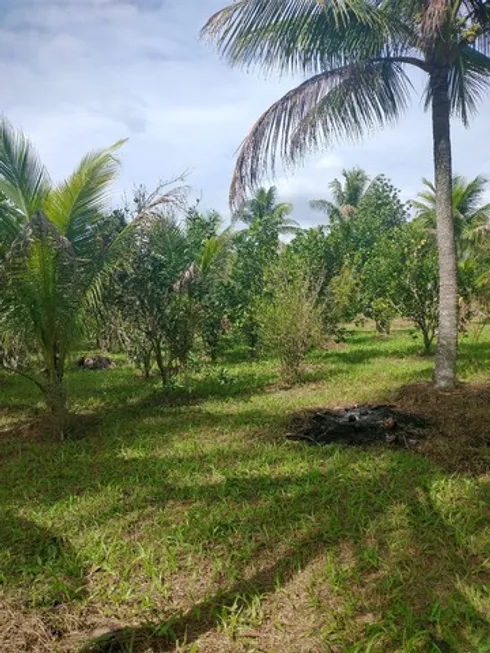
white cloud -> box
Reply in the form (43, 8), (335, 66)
(317, 154), (343, 170)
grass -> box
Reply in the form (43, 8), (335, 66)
(1, 327), (490, 652)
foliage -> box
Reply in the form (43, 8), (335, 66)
(413, 174), (490, 258)
(364, 223), (440, 352)
(327, 175), (408, 331)
(257, 254), (323, 383)
(0, 119), (127, 437)
(310, 166), (371, 222)
(107, 188), (230, 385)
(230, 186), (299, 354)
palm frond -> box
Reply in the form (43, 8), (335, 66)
(447, 46), (490, 125)
(0, 118), (51, 220)
(44, 140), (126, 251)
(201, 0), (389, 75)
(229, 59), (412, 206)
(309, 198), (339, 216)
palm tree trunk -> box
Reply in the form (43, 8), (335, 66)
(46, 363), (68, 441)
(431, 68), (458, 389)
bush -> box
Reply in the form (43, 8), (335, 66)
(257, 257), (323, 383)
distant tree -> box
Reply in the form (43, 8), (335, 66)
(413, 175), (490, 258)
(257, 254), (323, 383)
(363, 224), (439, 354)
(234, 186), (298, 235)
(310, 167), (371, 222)
(230, 186), (300, 354)
(109, 186), (230, 384)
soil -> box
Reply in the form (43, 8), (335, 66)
(286, 405), (429, 448)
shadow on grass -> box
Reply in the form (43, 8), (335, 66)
(0, 509), (86, 608)
(77, 454), (490, 653)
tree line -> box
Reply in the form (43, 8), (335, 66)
(1, 118), (489, 438)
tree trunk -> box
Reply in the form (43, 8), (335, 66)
(431, 68), (458, 389)
(46, 366), (68, 441)
(153, 340), (169, 386)
(422, 328), (433, 356)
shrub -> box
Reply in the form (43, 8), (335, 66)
(257, 257), (323, 383)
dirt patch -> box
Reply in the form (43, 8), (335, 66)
(77, 355), (115, 370)
(287, 405), (429, 449)
(396, 382), (490, 472)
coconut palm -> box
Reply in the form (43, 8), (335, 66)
(0, 119), (127, 438)
(233, 186), (299, 234)
(413, 174), (490, 257)
(310, 166), (371, 222)
(202, 0), (490, 389)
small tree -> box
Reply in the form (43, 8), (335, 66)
(257, 255), (323, 383)
(0, 119), (126, 437)
(364, 224), (439, 354)
(230, 186), (299, 355)
(109, 187), (230, 385)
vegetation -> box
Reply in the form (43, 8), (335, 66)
(1, 32), (490, 647)
(0, 120), (127, 438)
(2, 327), (490, 652)
(202, 0), (490, 389)
(257, 255), (323, 383)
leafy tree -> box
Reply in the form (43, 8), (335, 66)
(324, 175), (408, 332)
(0, 119), (126, 437)
(230, 186), (299, 354)
(413, 174), (490, 258)
(363, 224), (439, 354)
(203, 0), (490, 389)
(310, 166), (371, 222)
(257, 254), (323, 383)
(330, 175), (408, 267)
(110, 188), (230, 384)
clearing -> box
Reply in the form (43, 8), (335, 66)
(1, 327), (490, 652)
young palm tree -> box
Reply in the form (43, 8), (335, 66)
(202, 0), (490, 389)
(233, 186), (299, 234)
(0, 119), (126, 438)
(310, 166), (371, 222)
(413, 174), (490, 257)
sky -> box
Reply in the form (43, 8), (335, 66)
(2, 0), (490, 227)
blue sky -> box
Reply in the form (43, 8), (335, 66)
(2, 0), (490, 226)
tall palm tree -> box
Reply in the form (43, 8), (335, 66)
(233, 186), (299, 234)
(310, 166), (371, 222)
(202, 0), (490, 389)
(0, 119), (126, 438)
(413, 174), (490, 257)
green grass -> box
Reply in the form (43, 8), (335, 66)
(1, 327), (490, 652)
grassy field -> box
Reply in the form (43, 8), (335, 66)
(1, 327), (490, 653)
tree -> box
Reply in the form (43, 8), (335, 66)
(363, 224), (439, 353)
(0, 119), (126, 437)
(233, 186), (298, 234)
(230, 186), (299, 354)
(310, 166), (371, 222)
(202, 0), (490, 389)
(257, 254), (323, 383)
(109, 187), (230, 385)
(413, 174), (490, 258)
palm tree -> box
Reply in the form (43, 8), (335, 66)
(233, 186), (299, 234)
(310, 166), (371, 222)
(413, 174), (490, 257)
(0, 119), (127, 438)
(202, 0), (490, 389)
